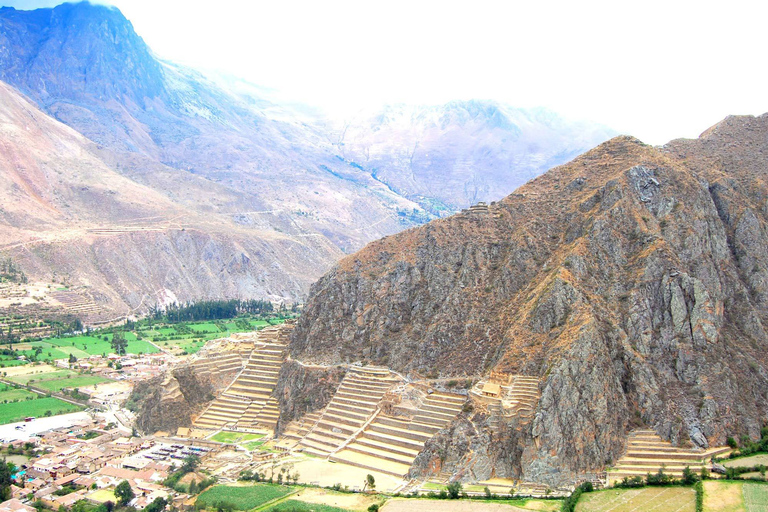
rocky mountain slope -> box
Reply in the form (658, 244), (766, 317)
(290, 115), (768, 483)
(332, 101), (615, 214)
(0, 79), (340, 317)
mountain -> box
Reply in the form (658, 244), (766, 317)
(0, 2), (428, 255)
(0, 1), (613, 317)
(331, 101), (616, 214)
(289, 115), (768, 484)
(0, 79), (340, 317)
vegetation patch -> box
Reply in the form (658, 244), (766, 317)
(196, 484), (294, 510)
(209, 431), (264, 444)
(265, 500), (349, 512)
(32, 374), (111, 392)
(743, 482), (768, 511)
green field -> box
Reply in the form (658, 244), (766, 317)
(196, 484), (294, 510)
(7, 370), (111, 392)
(8, 369), (76, 385)
(209, 431), (264, 444)
(0, 386), (38, 402)
(265, 500), (349, 512)
(44, 332), (159, 356)
(743, 482), (768, 511)
(576, 487), (695, 512)
(0, 396), (82, 424)
(33, 374), (111, 392)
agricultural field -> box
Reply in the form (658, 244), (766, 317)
(575, 486), (695, 512)
(0, 385), (37, 402)
(266, 500), (349, 512)
(196, 484), (295, 510)
(703, 480), (768, 511)
(6, 368), (111, 392)
(383, 499), (558, 512)
(282, 487), (381, 512)
(0, 396), (82, 424)
(743, 482), (768, 510)
(724, 454), (768, 468)
(32, 374), (111, 392)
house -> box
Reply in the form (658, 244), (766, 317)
(0, 499), (35, 512)
(481, 382), (501, 398)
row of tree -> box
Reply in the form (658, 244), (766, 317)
(149, 299), (276, 322)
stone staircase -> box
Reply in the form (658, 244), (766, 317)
(297, 367), (398, 458)
(330, 390), (466, 478)
(275, 411), (324, 450)
(188, 353), (245, 379)
(608, 429), (731, 484)
(193, 325), (290, 431)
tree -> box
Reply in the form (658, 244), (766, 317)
(446, 481), (462, 499)
(69, 354), (77, 364)
(145, 497), (167, 512)
(0, 459), (13, 501)
(364, 474), (376, 492)
(110, 331), (127, 356)
(114, 480), (134, 506)
(181, 454), (200, 474)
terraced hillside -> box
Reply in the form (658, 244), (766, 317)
(608, 430), (730, 484)
(194, 325), (291, 431)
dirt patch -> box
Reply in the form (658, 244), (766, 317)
(288, 457), (403, 492)
(292, 487), (380, 511)
(703, 481), (746, 512)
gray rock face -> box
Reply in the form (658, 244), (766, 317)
(272, 361), (346, 435)
(291, 118), (768, 484)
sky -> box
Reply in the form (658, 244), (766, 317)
(2, 0), (768, 144)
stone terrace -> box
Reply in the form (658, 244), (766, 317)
(609, 429), (731, 484)
(193, 324), (291, 431)
(331, 390), (466, 478)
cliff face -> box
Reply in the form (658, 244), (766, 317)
(290, 115), (768, 483)
(271, 361), (346, 435)
(131, 359), (239, 434)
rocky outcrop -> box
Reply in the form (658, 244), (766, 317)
(291, 116), (768, 484)
(272, 360), (346, 435)
(130, 362), (236, 434)
(409, 408), (530, 484)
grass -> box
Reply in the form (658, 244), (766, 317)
(196, 484), (294, 510)
(8, 369), (76, 385)
(0, 396), (82, 424)
(264, 500), (349, 512)
(575, 486), (695, 512)
(7, 370), (111, 392)
(44, 333), (158, 356)
(0, 386), (37, 402)
(743, 482), (768, 511)
(209, 431), (264, 444)
(32, 374), (111, 392)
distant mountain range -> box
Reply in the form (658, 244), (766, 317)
(0, 2), (615, 317)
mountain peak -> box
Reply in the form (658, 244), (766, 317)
(0, 1), (165, 106)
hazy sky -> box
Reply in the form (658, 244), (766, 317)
(3, 0), (767, 144)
